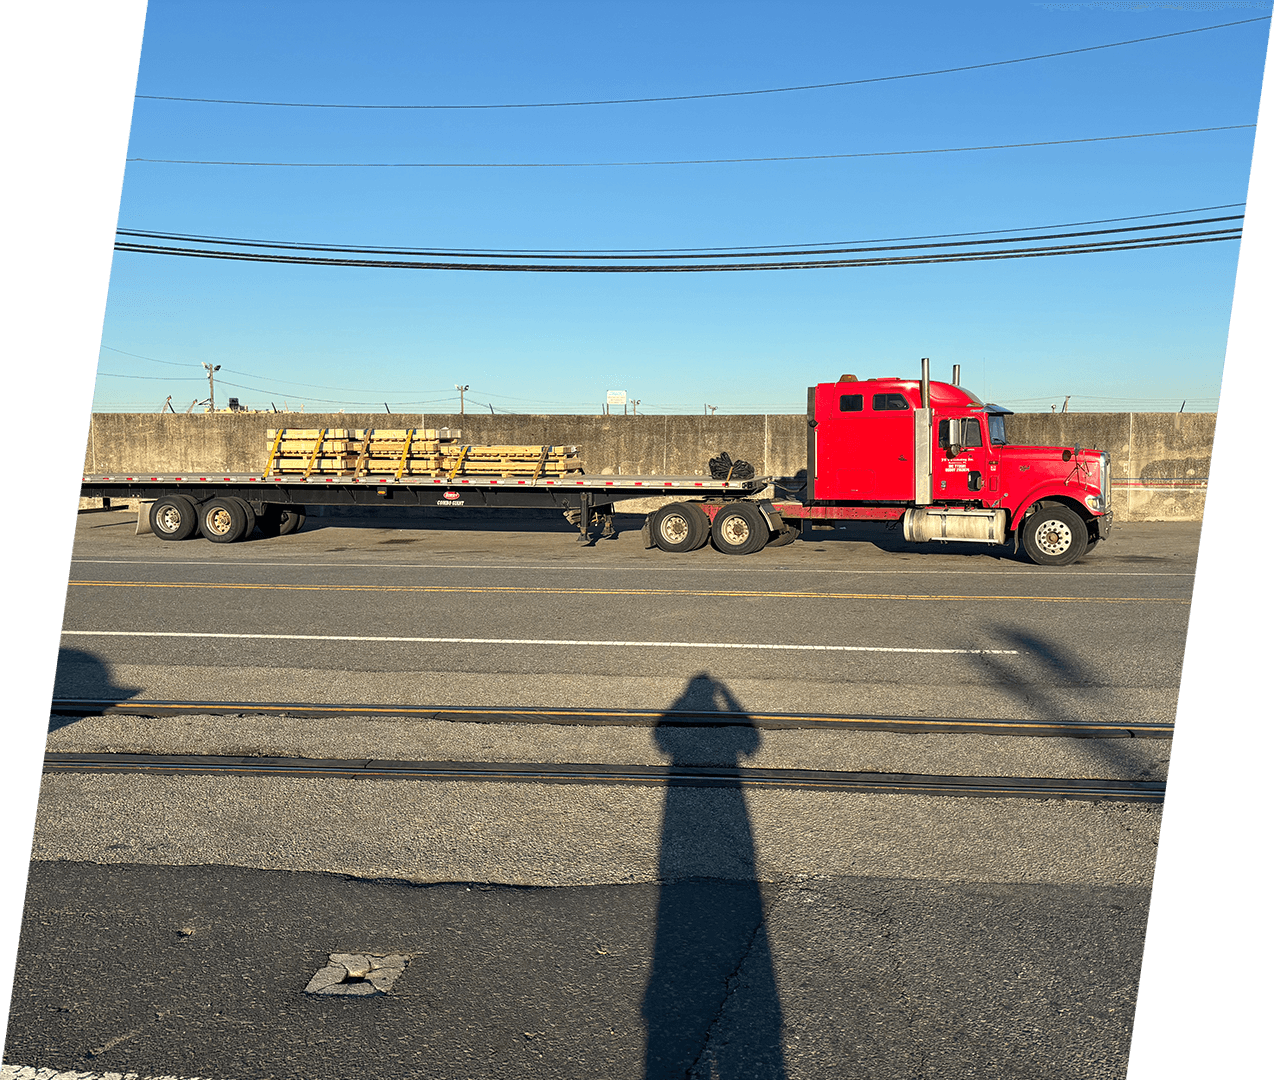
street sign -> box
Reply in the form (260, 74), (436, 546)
(606, 390), (627, 406)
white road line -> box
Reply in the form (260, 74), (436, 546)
(60, 630), (1016, 655)
(2, 1068), (222, 1080)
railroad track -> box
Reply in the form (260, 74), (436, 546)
(43, 752), (1165, 803)
(48, 699), (1174, 740)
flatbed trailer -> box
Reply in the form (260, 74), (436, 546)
(78, 471), (776, 544)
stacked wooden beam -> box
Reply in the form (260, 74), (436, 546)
(264, 428), (584, 478)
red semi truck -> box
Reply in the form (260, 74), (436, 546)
(81, 360), (1111, 566)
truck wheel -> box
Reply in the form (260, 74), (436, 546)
(1021, 503), (1087, 566)
(277, 507), (306, 536)
(199, 497), (249, 543)
(710, 502), (770, 555)
(650, 503), (709, 552)
(149, 494), (199, 541)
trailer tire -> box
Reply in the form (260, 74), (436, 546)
(710, 502), (770, 555)
(229, 496), (256, 539)
(149, 494), (199, 541)
(277, 507), (306, 536)
(199, 497), (250, 543)
(255, 505), (285, 537)
(650, 502), (709, 553)
(1021, 502), (1087, 566)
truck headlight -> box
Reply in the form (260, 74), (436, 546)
(1085, 494), (1102, 511)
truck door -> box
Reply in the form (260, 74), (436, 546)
(935, 416), (991, 501)
(813, 384), (916, 501)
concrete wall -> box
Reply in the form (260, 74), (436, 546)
(81, 410), (1215, 522)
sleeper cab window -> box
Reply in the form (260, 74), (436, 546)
(872, 393), (910, 411)
(839, 394), (863, 412)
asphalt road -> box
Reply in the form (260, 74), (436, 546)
(4, 508), (1197, 1079)
(55, 508), (1197, 724)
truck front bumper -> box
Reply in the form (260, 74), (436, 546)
(1096, 510), (1114, 539)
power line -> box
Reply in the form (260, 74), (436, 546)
(133, 17), (1270, 111)
(99, 346), (458, 395)
(116, 202), (1246, 257)
(117, 214), (1243, 262)
(124, 124), (1256, 169)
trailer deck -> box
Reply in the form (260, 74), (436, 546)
(80, 472), (775, 543)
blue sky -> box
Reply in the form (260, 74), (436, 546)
(95, 1), (1270, 413)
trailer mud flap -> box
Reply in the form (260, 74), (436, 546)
(641, 516), (655, 548)
(756, 500), (785, 533)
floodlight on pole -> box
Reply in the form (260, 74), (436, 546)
(455, 384), (469, 416)
(202, 363), (221, 411)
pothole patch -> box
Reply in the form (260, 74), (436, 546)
(304, 953), (409, 996)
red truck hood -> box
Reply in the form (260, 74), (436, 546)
(998, 444), (1104, 486)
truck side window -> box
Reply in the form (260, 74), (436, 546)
(872, 393), (910, 411)
(839, 394), (863, 412)
(938, 418), (985, 449)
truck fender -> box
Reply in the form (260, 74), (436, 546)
(1009, 487), (1092, 529)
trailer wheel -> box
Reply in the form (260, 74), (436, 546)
(199, 497), (249, 543)
(650, 503), (709, 553)
(1021, 503), (1087, 566)
(149, 494), (199, 541)
(277, 507), (306, 536)
(255, 505), (285, 538)
(710, 502), (770, 555)
(229, 496), (256, 538)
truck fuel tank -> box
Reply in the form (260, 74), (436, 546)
(903, 506), (1009, 545)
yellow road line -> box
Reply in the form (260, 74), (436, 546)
(67, 580), (1188, 604)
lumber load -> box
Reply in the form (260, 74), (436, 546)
(264, 428), (584, 479)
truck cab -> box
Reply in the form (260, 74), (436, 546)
(808, 368), (1112, 565)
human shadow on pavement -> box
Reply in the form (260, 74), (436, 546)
(642, 673), (788, 1079)
(47, 647), (141, 732)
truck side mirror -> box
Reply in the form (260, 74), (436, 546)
(948, 420), (963, 454)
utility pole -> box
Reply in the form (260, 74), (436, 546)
(1061, 396), (1070, 413)
(631, 399), (640, 416)
(706, 404), (718, 417)
(455, 384), (469, 416)
(202, 363), (221, 412)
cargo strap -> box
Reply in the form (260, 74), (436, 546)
(448, 445), (471, 480)
(262, 429), (285, 477)
(395, 429), (415, 480)
(302, 429), (328, 479)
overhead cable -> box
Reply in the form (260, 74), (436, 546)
(114, 226), (1243, 272)
(134, 17), (1270, 110)
(118, 214), (1243, 262)
(125, 124), (1256, 169)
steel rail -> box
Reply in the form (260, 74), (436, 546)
(41, 752), (1165, 803)
(48, 699), (1174, 739)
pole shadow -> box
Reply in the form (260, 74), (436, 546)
(642, 673), (788, 1079)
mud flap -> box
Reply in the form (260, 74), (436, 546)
(641, 516), (655, 548)
(136, 501), (154, 536)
